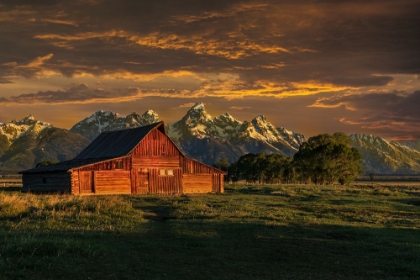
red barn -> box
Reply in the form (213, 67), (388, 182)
(21, 122), (225, 195)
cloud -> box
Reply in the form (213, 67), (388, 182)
(0, 84), (143, 105)
(175, 103), (197, 108)
(230, 106), (251, 110)
(311, 90), (420, 139)
(1, 0), (419, 89)
(0, 0), (419, 140)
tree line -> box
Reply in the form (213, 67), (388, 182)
(214, 132), (364, 185)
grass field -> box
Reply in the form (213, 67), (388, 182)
(1, 183), (420, 279)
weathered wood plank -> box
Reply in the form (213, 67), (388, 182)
(182, 174), (212, 193)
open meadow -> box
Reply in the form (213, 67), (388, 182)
(1, 183), (420, 280)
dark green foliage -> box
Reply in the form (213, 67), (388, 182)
(35, 160), (57, 168)
(212, 158), (229, 172)
(227, 133), (363, 185)
(0, 134), (9, 157)
(229, 152), (293, 184)
(293, 132), (364, 185)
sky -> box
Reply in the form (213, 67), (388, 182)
(1, 0), (420, 141)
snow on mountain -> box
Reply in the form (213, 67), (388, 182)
(167, 102), (220, 139)
(167, 103), (306, 161)
(0, 115), (51, 143)
(350, 134), (420, 174)
(70, 110), (160, 140)
(404, 139), (420, 152)
(0, 116), (89, 170)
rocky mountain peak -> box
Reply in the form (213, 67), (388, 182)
(141, 110), (160, 123)
(191, 102), (205, 111)
(0, 115), (52, 148)
(253, 115), (267, 123)
(214, 112), (242, 129)
(70, 109), (161, 140)
(184, 102), (212, 123)
(11, 115), (41, 126)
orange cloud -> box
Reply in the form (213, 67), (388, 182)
(35, 29), (291, 59)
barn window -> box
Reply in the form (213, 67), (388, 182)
(43, 178), (47, 184)
(167, 170), (174, 176)
(115, 161), (123, 169)
(159, 169), (166, 176)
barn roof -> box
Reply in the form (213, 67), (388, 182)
(75, 121), (166, 160)
(21, 122), (170, 174)
(21, 158), (113, 174)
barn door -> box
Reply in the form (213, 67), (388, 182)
(136, 170), (149, 194)
(80, 171), (94, 194)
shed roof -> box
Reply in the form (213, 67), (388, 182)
(21, 158), (113, 174)
(75, 121), (165, 160)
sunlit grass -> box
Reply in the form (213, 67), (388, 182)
(1, 183), (420, 279)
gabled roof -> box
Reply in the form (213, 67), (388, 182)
(75, 121), (165, 159)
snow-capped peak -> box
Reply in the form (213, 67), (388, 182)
(70, 109), (161, 140)
(11, 115), (39, 126)
(184, 102), (212, 123)
(0, 115), (51, 143)
(253, 115), (267, 122)
(191, 102), (205, 111)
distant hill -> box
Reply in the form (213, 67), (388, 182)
(0, 116), (90, 171)
(350, 134), (420, 174)
(2, 103), (420, 174)
(70, 110), (160, 140)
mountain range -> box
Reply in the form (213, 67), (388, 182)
(1, 102), (420, 174)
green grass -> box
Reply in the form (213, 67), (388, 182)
(1, 184), (420, 279)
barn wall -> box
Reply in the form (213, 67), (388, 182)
(22, 172), (71, 193)
(148, 168), (182, 194)
(132, 129), (181, 157)
(76, 157), (131, 172)
(182, 174), (212, 193)
(181, 158), (225, 193)
(75, 170), (131, 195)
(94, 171), (131, 194)
(71, 171), (79, 195)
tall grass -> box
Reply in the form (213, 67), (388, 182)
(0, 192), (145, 232)
(1, 184), (420, 279)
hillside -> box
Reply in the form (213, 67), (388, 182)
(0, 116), (90, 171)
(2, 103), (420, 174)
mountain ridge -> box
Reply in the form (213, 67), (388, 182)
(1, 102), (420, 174)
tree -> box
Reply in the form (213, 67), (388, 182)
(212, 158), (229, 172)
(293, 133), (363, 185)
(35, 160), (56, 168)
(227, 162), (240, 183)
(263, 154), (289, 184)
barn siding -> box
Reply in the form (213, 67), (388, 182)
(22, 172), (71, 193)
(22, 122), (225, 195)
(182, 174), (212, 193)
(71, 171), (79, 195)
(94, 171), (131, 194)
(132, 129), (181, 157)
(76, 157), (131, 172)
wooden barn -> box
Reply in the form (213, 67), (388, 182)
(21, 122), (225, 195)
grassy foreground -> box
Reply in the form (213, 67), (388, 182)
(1, 184), (420, 280)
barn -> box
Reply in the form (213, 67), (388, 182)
(21, 122), (225, 195)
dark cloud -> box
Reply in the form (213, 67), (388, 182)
(0, 0), (420, 139)
(1, 0), (419, 86)
(0, 84), (140, 104)
(311, 90), (420, 139)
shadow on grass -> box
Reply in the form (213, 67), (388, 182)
(226, 185), (281, 195)
(0, 186), (22, 193)
(1, 221), (419, 280)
